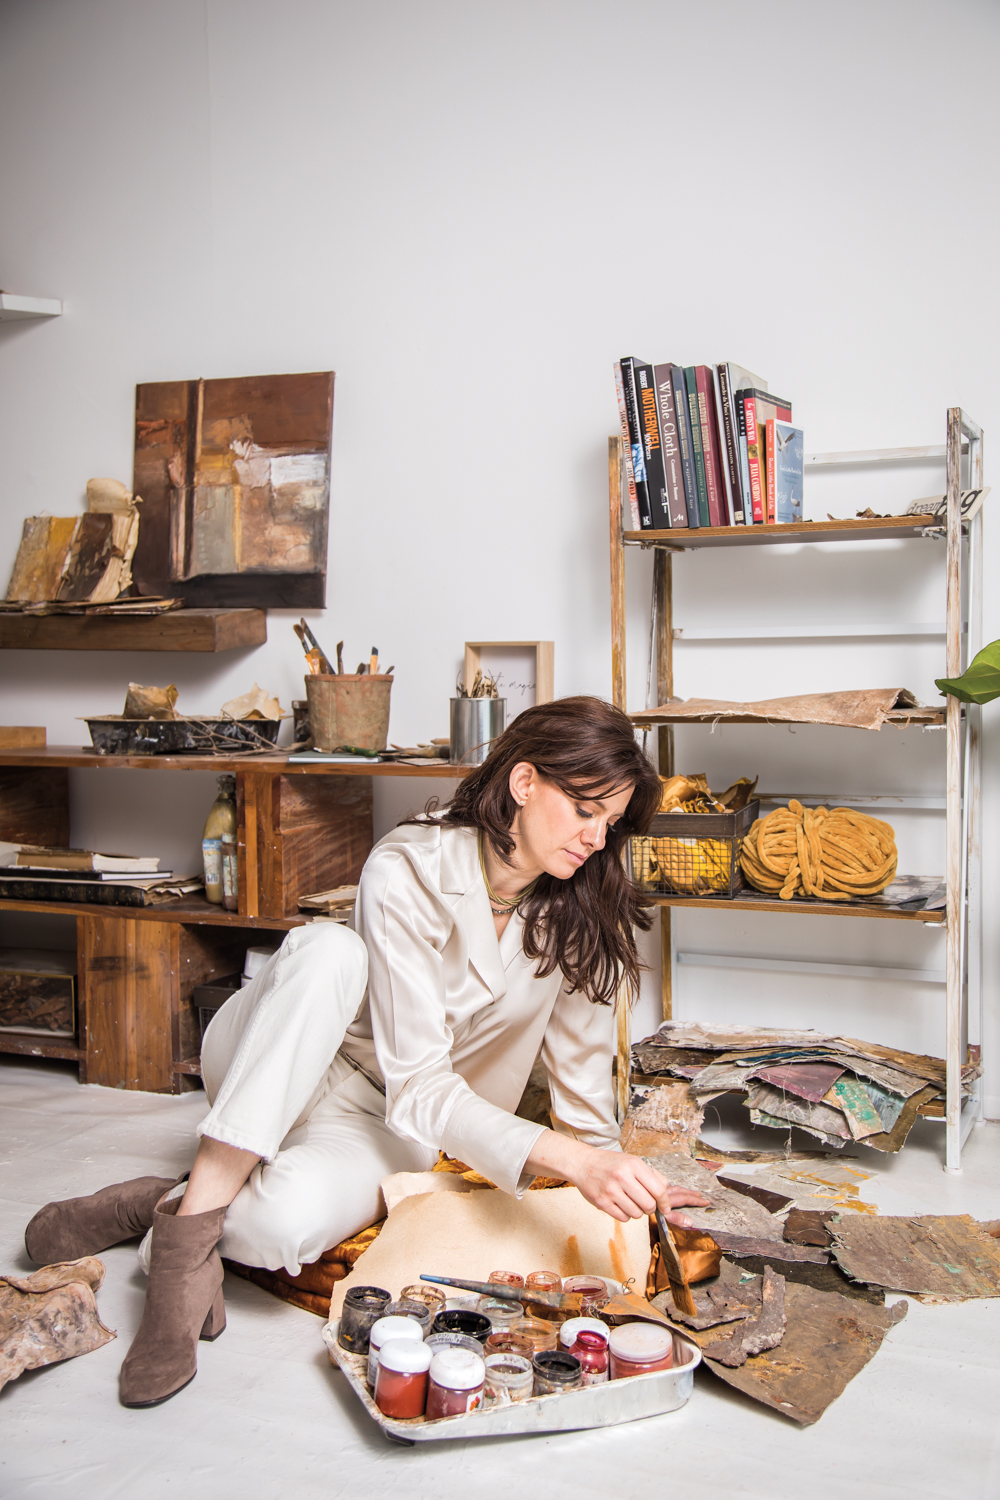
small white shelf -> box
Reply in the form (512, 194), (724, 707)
(0, 292), (63, 322)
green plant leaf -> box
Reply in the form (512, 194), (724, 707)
(935, 639), (1000, 704)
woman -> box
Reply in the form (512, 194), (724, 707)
(25, 696), (707, 1407)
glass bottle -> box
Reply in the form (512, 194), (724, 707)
(531, 1350), (582, 1396)
(484, 1352), (534, 1405)
(202, 774), (237, 906)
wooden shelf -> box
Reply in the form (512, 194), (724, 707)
(0, 746), (470, 776)
(623, 514), (940, 550)
(0, 893), (306, 929)
(0, 608), (267, 652)
(0, 292), (62, 321)
(631, 706), (945, 728)
(0, 1033), (84, 1061)
(644, 892), (944, 923)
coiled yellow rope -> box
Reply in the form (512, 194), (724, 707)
(740, 800), (897, 902)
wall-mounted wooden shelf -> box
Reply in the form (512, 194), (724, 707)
(0, 747), (470, 776)
(0, 292), (63, 321)
(631, 704), (946, 728)
(0, 608), (267, 652)
(623, 513), (939, 550)
(643, 891), (944, 923)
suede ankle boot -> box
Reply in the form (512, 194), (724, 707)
(119, 1198), (226, 1408)
(25, 1175), (182, 1264)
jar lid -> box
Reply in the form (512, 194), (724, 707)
(370, 1315), (425, 1348)
(558, 1316), (610, 1347)
(377, 1338), (433, 1375)
(429, 1348), (486, 1390)
(608, 1322), (673, 1361)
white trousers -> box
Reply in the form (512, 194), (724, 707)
(164, 923), (435, 1277)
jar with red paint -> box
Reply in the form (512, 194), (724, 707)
(568, 1330), (609, 1385)
(374, 1339), (433, 1418)
(608, 1322), (674, 1379)
(424, 1347), (486, 1419)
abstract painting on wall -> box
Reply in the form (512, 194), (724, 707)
(132, 371), (334, 608)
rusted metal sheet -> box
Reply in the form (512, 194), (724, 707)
(698, 1280), (907, 1425)
(751, 1061), (845, 1101)
(831, 1214), (1000, 1297)
(699, 1267), (786, 1367)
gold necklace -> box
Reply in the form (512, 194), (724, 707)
(478, 833), (541, 916)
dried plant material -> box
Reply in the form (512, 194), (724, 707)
(658, 772), (758, 815)
(0, 1257), (115, 1391)
(5, 516), (78, 603)
(123, 682), (179, 719)
(830, 1214), (1000, 1298)
(741, 800), (898, 902)
(700, 1266), (786, 1366)
(455, 669), (499, 699)
(698, 1279), (907, 1425)
(634, 688), (929, 731)
(620, 1080), (705, 1157)
(220, 684), (283, 720)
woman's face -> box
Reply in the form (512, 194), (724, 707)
(509, 763), (635, 880)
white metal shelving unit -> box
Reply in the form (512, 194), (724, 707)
(609, 408), (984, 1172)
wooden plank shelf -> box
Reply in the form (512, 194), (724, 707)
(0, 747), (470, 776)
(622, 513), (941, 550)
(0, 1033), (84, 1061)
(0, 894), (307, 930)
(0, 608), (267, 652)
(643, 892), (944, 923)
(631, 706), (946, 728)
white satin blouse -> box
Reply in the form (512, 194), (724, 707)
(339, 819), (621, 1197)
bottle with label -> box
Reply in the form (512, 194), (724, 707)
(202, 774), (237, 906)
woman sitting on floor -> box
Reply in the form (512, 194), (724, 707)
(24, 696), (708, 1407)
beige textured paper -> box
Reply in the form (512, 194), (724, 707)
(329, 1186), (652, 1316)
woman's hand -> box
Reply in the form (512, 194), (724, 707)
(524, 1131), (711, 1226)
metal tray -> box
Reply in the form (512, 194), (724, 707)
(322, 1318), (701, 1445)
(83, 716), (283, 756)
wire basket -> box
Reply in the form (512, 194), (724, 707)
(631, 800), (759, 899)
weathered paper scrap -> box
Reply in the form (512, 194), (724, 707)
(0, 1257), (114, 1391)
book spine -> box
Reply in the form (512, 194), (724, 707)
(683, 367), (710, 527)
(743, 394), (765, 523)
(735, 391), (754, 524)
(620, 358), (653, 529)
(652, 364), (688, 528)
(670, 364), (699, 528)
(766, 417), (777, 524)
(634, 363), (671, 529)
(711, 365), (735, 525)
(717, 365), (745, 524)
(0, 877), (146, 907)
(613, 362), (642, 530)
(695, 365), (726, 527)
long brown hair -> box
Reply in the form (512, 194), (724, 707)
(414, 696), (661, 1005)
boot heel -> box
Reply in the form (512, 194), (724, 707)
(200, 1288), (226, 1341)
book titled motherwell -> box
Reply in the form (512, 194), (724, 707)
(633, 363), (671, 529)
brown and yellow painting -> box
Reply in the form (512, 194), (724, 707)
(132, 371), (334, 608)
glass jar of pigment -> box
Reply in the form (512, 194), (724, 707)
(524, 1271), (562, 1293)
(424, 1347), (486, 1419)
(568, 1330), (609, 1385)
(399, 1284), (446, 1316)
(558, 1316), (610, 1350)
(374, 1338), (433, 1419)
(562, 1275), (608, 1300)
(531, 1349), (583, 1396)
(425, 1331), (483, 1359)
(511, 1317), (559, 1354)
(488, 1270), (525, 1290)
(476, 1297), (525, 1332)
(484, 1352), (534, 1405)
(367, 1314), (424, 1388)
(608, 1322), (674, 1380)
(484, 1330), (535, 1360)
(338, 1285), (391, 1353)
(431, 1309), (492, 1345)
(384, 1298), (433, 1336)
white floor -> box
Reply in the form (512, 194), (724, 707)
(1, 1055), (999, 1500)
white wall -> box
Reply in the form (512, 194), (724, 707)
(1, 0), (997, 1104)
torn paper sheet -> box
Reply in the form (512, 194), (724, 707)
(329, 1186), (652, 1317)
(830, 1214), (1000, 1298)
(632, 688), (931, 731)
(0, 1257), (114, 1392)
(221, 684), (284, 720)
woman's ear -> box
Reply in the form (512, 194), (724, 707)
(508, 761), (536, 808)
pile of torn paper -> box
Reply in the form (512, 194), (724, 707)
(4, 480), (144, 608)
(633, 1021), (981, 1151)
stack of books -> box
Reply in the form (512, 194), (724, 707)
(614, 359), (804, 530)
(0, 845), (202, 907)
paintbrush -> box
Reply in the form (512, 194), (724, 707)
(298, 618), (332, 674)
(418, 1274), (580, 1310)
(293, 623), (324, 676)
(336, 640), (344, 674)
(369, 646), (379, 675)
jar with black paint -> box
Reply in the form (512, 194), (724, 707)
(337, 1285), (391, 1353)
